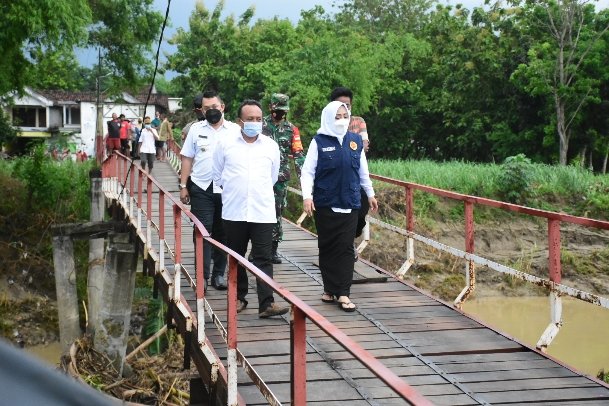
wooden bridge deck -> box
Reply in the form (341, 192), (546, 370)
(128, 160), (609, 405)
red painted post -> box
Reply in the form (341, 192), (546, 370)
(548, 219), (561, 284)
(113, 155), (119, 185)
(465, 201), (474, 254)
(174, 204), (182, 264)
(227, 256), (238, 404)
(147, 178), (152, 221)
(291, 306), (307, 406)
(195, 231), (204, 299)
(129, 164), (134, 198)
(405, 186), (414, 232)
(227, 256), (238, 348)
(122, 157), (128, 186)
(159, 190), (165, 240)
(137, 171), (143, 209)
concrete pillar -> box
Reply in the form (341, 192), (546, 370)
(94, 232), (137, 376)
(52, 236), (81, 352)
(87, 169), (105, 336)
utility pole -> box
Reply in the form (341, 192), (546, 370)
(95, 49), (103, 165)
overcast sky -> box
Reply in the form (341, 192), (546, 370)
(78, 0), (609, 75)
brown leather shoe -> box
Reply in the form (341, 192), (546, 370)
(236, 300), (247, 313)
(258, 303), (289, 318)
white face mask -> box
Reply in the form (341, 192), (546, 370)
(334, 118), (350, 134)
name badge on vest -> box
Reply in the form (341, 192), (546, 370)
(350, 141), (357, 151)
(322, 146), (336, 152)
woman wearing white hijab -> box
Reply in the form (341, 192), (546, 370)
(301, 101), (378, 312)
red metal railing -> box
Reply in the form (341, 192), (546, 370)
(101, 152), (432, 406)
(368, 173), (609, 350)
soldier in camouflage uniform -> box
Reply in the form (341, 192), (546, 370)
(262, 93), (305, 264)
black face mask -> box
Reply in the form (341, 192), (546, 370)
(205, 108), (222, 124)
(272, 110), (286, 121)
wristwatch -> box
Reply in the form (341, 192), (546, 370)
(179, 183), (187, 190)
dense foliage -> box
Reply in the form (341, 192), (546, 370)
(1, 0), (163, 96)
(5, 0), (609, 168)
(4, 146), (93, 219)
(165, 0), (609, 168)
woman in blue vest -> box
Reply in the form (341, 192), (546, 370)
(301, 101), (378, 312)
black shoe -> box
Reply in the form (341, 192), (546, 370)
(271, 241), (282, 264)
(210, 275), (227, 290)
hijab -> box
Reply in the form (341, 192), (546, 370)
(317, 101), (350, 138)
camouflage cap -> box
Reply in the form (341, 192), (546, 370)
(270, 93), (290, 111)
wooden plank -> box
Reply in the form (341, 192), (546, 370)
(464, 376), (598, 391)
(479, 387), (609, 403)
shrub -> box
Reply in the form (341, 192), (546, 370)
(496, 154), (532, 204)
(10, 145), (92, 220)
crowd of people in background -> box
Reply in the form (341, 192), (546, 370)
(104, 111), (173, 161)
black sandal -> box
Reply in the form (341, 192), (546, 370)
(337, 297), (356, 312)
(321, 293), (335, 303)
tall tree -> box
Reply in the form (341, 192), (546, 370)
(0, 0), (91, 95)
(29, 48), (86, 91)
(511, 0), (609, 164)
(0, 0), (163, 96)
(166, 0), (254, 113)
(336, 0), (435, 34)
(277, 6), (381, 141)
(85, 0), (164, 93)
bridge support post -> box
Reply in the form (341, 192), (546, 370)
(87, 169), (105, 336)
(94, 232), (137, 376)
(537, 219), (563, 352)
(454, 201), (476, 309)
(397, 186), (415, 277)
(52, 235), (81, 352)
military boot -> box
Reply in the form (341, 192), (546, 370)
(271, 241), (282, 264)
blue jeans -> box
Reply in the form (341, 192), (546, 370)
(188, 180), (227, 280)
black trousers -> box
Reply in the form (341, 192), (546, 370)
(314, 207), (359, 298)
(223, 220), (275, 312)
(356, 188), (370, 238)
(188, 180), (227, 280)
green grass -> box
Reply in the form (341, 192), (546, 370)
(369, 159), (609, 220)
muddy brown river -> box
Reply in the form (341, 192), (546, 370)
(463, 296), (609, 376)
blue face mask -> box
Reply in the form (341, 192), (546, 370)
(144, 124), (151, 128)
(242, 121), (262, 137)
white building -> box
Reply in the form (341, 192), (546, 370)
(4, 87), (181, 158)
